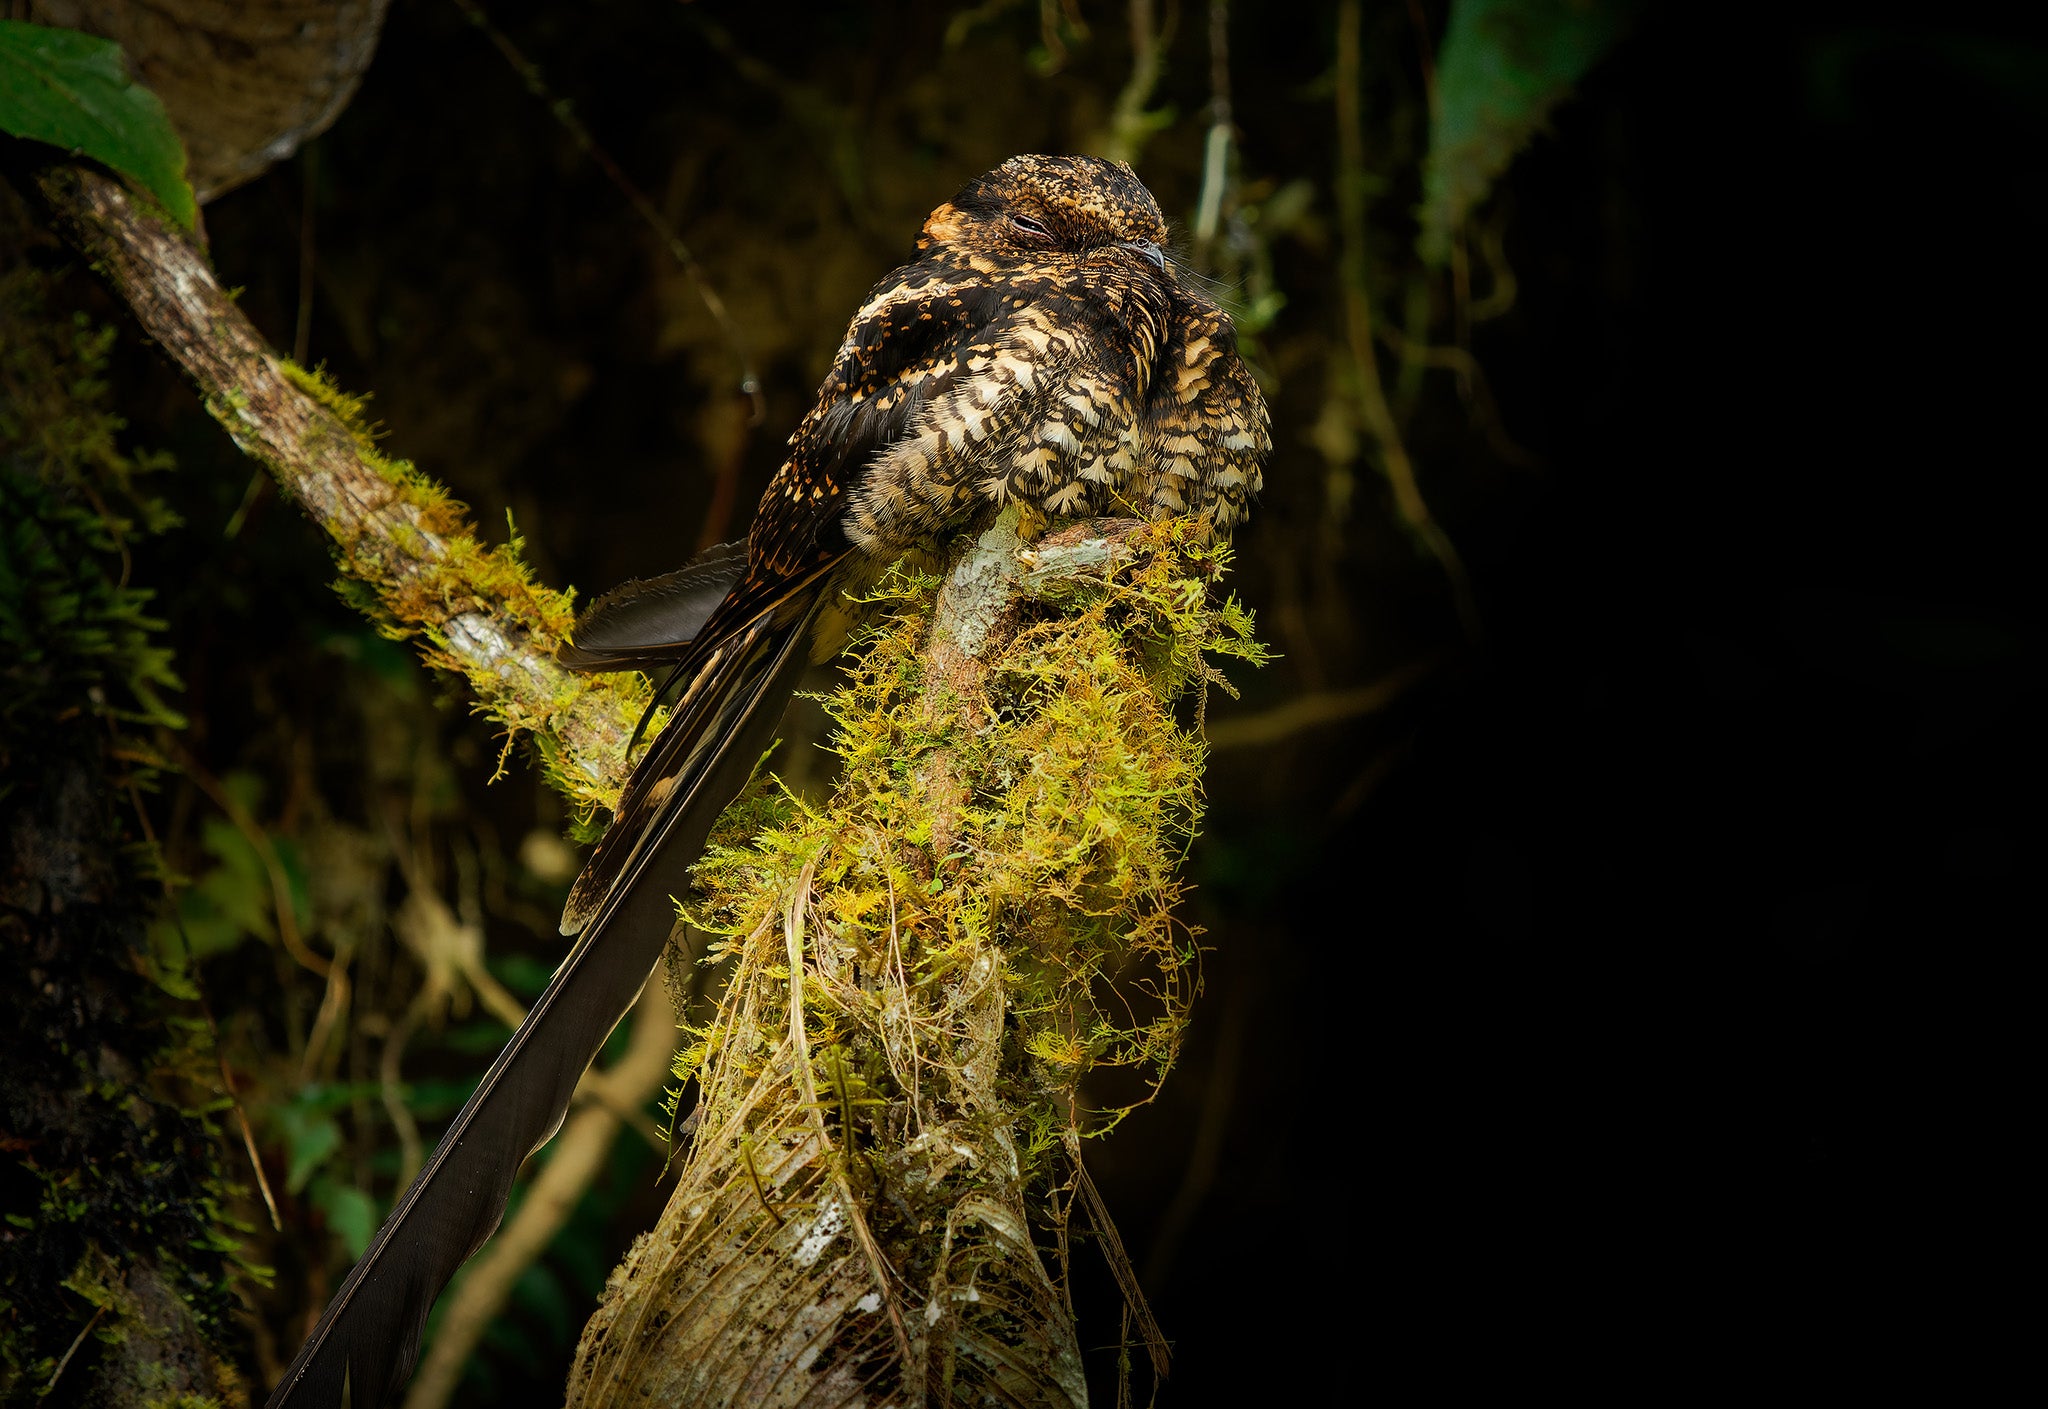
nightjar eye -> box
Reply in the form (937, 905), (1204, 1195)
(1009, 214), (1053, 242)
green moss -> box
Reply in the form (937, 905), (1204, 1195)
(276, 358), (650, 817)
(599, 519), (1270, 1395)
(0, 266), (246, 1399)
(684, 517), (1267, 1191)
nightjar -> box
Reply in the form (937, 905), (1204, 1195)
(266, 153), (1269, 1409)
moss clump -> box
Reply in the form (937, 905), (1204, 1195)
(688, 517), (1263, 1140)
(573, 514), (1265, 1402)
(0, 276), (185, 746)
(276, 360), (653, 822)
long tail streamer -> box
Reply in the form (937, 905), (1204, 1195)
(265, 591), (826, 1409)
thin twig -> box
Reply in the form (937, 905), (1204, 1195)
(1376, 320), (1538, 468)
(692, 396), (750, 553)
(1405, 0), (1440, 112)
(203, 993), (284, 1232)
(450, 0), (763, 422)
(1065, 1130), (1170, 1380)
(1335, 0), (1482, 643)
(1098, 0), (1179, 165)
(1191, 0), (1233, 262)
(740, 1138), (788, 1229)
(379, 989), (430, 1192)
(946, 0), (1028, 49)
(1204, 654), (1441, 749)
(299, 939), (356, 1086)
(1468, 218), (1520, 322)
(882, 868), (923, 1132)
(44, 1305), (105, 1393)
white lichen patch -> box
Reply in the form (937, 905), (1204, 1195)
(789, 1195), (846, 1268)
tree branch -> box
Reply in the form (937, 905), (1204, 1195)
(565, 510), (1256, 1404)
(17, 157), (648, 816)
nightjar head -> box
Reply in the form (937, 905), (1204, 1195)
(919, 153), (1170, 268)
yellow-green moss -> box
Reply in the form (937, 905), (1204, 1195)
(277, 359), (653, 820)
(573, 519), (1263, 1400)
(680, 519), (1268, 1167)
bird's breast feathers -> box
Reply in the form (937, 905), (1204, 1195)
(791, 249), (1265, 553)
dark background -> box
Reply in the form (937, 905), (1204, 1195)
(35, 0), (2043, 1399)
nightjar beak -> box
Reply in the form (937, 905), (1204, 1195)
(1123, 240), (1167, 271)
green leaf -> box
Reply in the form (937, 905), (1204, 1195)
(151, 956), (201, 1001)
(275, 1103), (343, 1195)
(1419, 0), (1633, 263)
(270, 833), (316, 934)
(0, 20), (197, 228)
(169, 816), (274, 957)
(403, 1077), (481, 1119)
(309, 1178), (377, 1259)
(284, 1080), (386, 1113)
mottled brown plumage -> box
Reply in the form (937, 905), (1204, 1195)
(266, 155), (1269, 1409)
(564, 154), (1268, 933)
(777, 153), (1266, 568)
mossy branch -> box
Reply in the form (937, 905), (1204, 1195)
(568, 509), (1267, 1404)
(19, 158), (648, 817)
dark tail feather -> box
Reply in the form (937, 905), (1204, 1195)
(558, 554), (850, 937)
(554, 540), (749, 674)
(264, 590), (827, 1409)
(628, 657), (691, 757)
